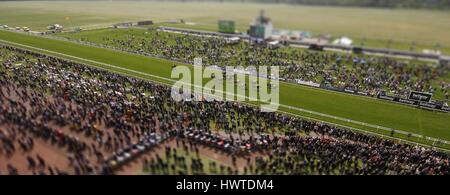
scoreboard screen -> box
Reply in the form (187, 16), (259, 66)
(218, 20), (235, 33)
(249, 25), (265, 39)
(408, 91), (433, 102)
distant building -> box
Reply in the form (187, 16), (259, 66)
(440, 56), (450, 67)
(422, 49), (441, 55)
(137, 20), (153, 26)
(248, 10), (273, 40)
(333, 37), (353, 46)
(272, 29), (312, 40)
(113, 22), (133, 29)
(218, 20), (235, 34)
(47, 24), (63, 32)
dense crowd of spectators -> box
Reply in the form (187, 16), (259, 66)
(67, 29), (449, 101)
(0, 44), (448, 175)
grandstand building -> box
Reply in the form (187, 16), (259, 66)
(440, 56), (450, 67)
(248, 10), (273, 40)
(113, 22), (133, 29)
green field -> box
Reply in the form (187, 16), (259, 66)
(1, 29), (449, 149)
(1, 1), (450, 54)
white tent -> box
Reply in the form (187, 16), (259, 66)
(333, 37), (353, 46)
(225, 37), (240, 44)
(267, 40), (280, 49)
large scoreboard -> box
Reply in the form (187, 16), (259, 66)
(248, 25), (265, 39)
(218, 20), (235, 34)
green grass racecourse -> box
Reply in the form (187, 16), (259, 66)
(1, 1), (450, 54)
(0, 30), (449, 148)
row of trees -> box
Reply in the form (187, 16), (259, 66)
(174, 0), (450, 9)
(8, 0), (450, 9)
(266, 0), (450, 9)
